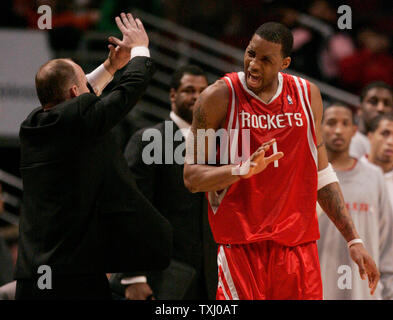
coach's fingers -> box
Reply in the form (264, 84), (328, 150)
(265, 152), (284, 165)
(135, 18), (145, 32)
(108, 36), (122, 47)
(121, 12), (132, 29)
(127, 13), (138, 28)
(115, 16), (127, 33)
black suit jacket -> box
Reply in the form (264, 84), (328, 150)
(15, 57), (172, 279)
(117, 120), (217, 299)
(0, 235), (13, 286)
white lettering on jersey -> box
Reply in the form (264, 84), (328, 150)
(240, 110), (304, 130)
(241, 110), (250, 128)
(294, 113), (303, 127)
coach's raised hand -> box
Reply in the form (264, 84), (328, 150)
(104, 13), (149, 75)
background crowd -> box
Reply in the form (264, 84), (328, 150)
(0, 0), (392, 93)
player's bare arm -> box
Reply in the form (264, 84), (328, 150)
(310, 82), (380, 294)
(183, 80), (283, 193)
(183, 80), (240, 193)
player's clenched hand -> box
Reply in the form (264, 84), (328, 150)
(240, 139), (284, 179)
(349, 243), (380, 295)
(125, 283), (155, 300)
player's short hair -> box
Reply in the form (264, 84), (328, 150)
(368, 113), (393, 133)
(35, 58), (78, 107)
(323, 101), (356, 124)
(254, 22), (293, 58)
(170, 65), (208, 90)
(360, 81), (393, 102)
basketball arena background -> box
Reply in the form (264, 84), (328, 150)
(0, 0), (392, 301)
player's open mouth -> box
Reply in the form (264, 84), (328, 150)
(332, 138), (345, 146)
(383, 149), (393, 157)
(247, 73), (262, 87)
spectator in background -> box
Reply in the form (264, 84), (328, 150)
(6, 0), (100, 50)
(111, 65), (217, 300)
(0, 0), (31, 27)
(282, 0), (355, 85)
(350, 81), (393, 159)
(366, 114), (393, 205)
(318, 102), (393, 300)
(339, 27), (393, 94)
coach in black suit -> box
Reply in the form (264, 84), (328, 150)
(112, 66), (218, 300)
(15, 13), (171, 300)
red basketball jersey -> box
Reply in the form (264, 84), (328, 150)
(207, 71), (320, 246)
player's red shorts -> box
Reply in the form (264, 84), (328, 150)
(216, 240), (323, 300)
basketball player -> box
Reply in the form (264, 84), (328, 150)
(183, 22), (379, 300)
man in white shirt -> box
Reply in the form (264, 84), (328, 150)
(113, 65), (218, 300)
(318, 102), (393, 300)
(350, 81), (393, 159)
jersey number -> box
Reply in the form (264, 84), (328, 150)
(272, 141), (279, 168)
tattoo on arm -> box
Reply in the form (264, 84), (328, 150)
(318, 183), (358, 242)
(317, 140), (324, 148)
(193, 95), (207, 129)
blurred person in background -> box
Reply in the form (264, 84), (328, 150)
(111, 65), (217, 300)
(280, 0), (355, 85)
(365, 114), (393, 205)
(349, 81), (393, 159)
(1, 0), (101, 50)
(339, 27), (393, 94)
(318, 102), (393, 300)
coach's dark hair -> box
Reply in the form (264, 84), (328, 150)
(170, 65), (207, 90)
(35, 58), (78, 107)
(323, 101), (357, 124)
(360, 81), (393, 102)
(368, 113), (393, 133)
(254, 22), (293, 58)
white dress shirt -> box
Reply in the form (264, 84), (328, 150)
(169, 111), (191, 137)
(86, 46), (150, 96)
